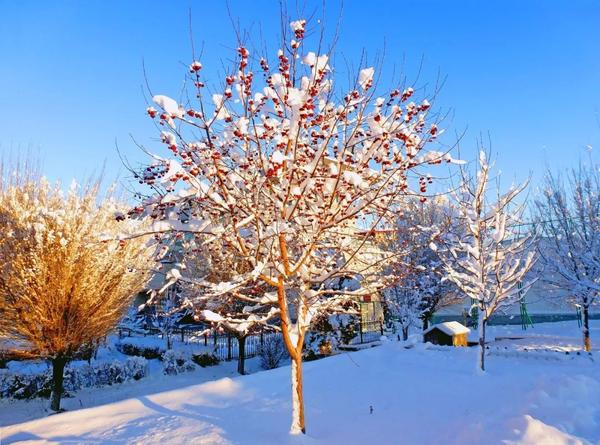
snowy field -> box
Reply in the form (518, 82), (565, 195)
(1, 320), (599, 445)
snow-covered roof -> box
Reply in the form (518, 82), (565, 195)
(423, 321), (470, 336)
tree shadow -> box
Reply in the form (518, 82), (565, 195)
(2, 430), (122, 444)
(136, 395), (210, 423)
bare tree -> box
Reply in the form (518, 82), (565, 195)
(533, 161), (600, 351)
(130, 17), (461, 433)
(434, 151), (537, 371)
(0, 174), (152, 411)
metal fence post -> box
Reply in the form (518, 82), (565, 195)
(227, 333), (232, 361)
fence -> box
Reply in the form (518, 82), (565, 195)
(208, 331), (281, 361)
(117, 324), (209, 343)
(117, 324), (281, 362)
(118, 319), (379, 360)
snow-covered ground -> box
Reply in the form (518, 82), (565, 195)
(1, 321), (599, 444)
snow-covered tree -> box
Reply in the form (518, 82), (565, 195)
(129, 18), (461, 433)
(533, 162), (600, 351)
(150, 286), (186, 350)
(0, 175), (152, 411)
(384, 279), (422, 340)
(434, 152), (537, 371)
(387, 197), (461, 331)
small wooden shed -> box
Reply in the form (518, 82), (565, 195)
(423, 321), (470, 347)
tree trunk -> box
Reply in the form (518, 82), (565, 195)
(583, 305), (591, 352)
(422, 315), (430, 331)
(237, 336), (246, 375)
(50, 355), (67, 412)
(275, 277), (306, 435)
(290, 353), (306, 434)
(477, 309), (486, 372)
(402, 326), (409, 341)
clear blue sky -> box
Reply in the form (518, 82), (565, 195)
(1, 0), (599, 191)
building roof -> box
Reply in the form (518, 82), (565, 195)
(423, 321), (470, 336)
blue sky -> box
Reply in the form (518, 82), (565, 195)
(1, 0), (599, 192)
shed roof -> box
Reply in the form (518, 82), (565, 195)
(423, 321), (470, 336)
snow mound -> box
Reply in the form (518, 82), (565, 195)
(504, 415), (586, 445)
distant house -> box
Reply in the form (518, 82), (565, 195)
(423, 321), (470, 347)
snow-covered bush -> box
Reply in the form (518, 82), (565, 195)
(116, 341), (164, 360)
(0, 357), (148, 399)
(191, 353), (220, 368)
(85, 357), (148, 386)
(337, 315), (361, 346)
(65, 357), (148, 391)
(259, 336), (287, 370)
(305, 314), (339, 355)
(161, 350), (196, 375)
(123, 356), (148, 380)
(305, 313), (360, 355)
(0, 368), (52, 399)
